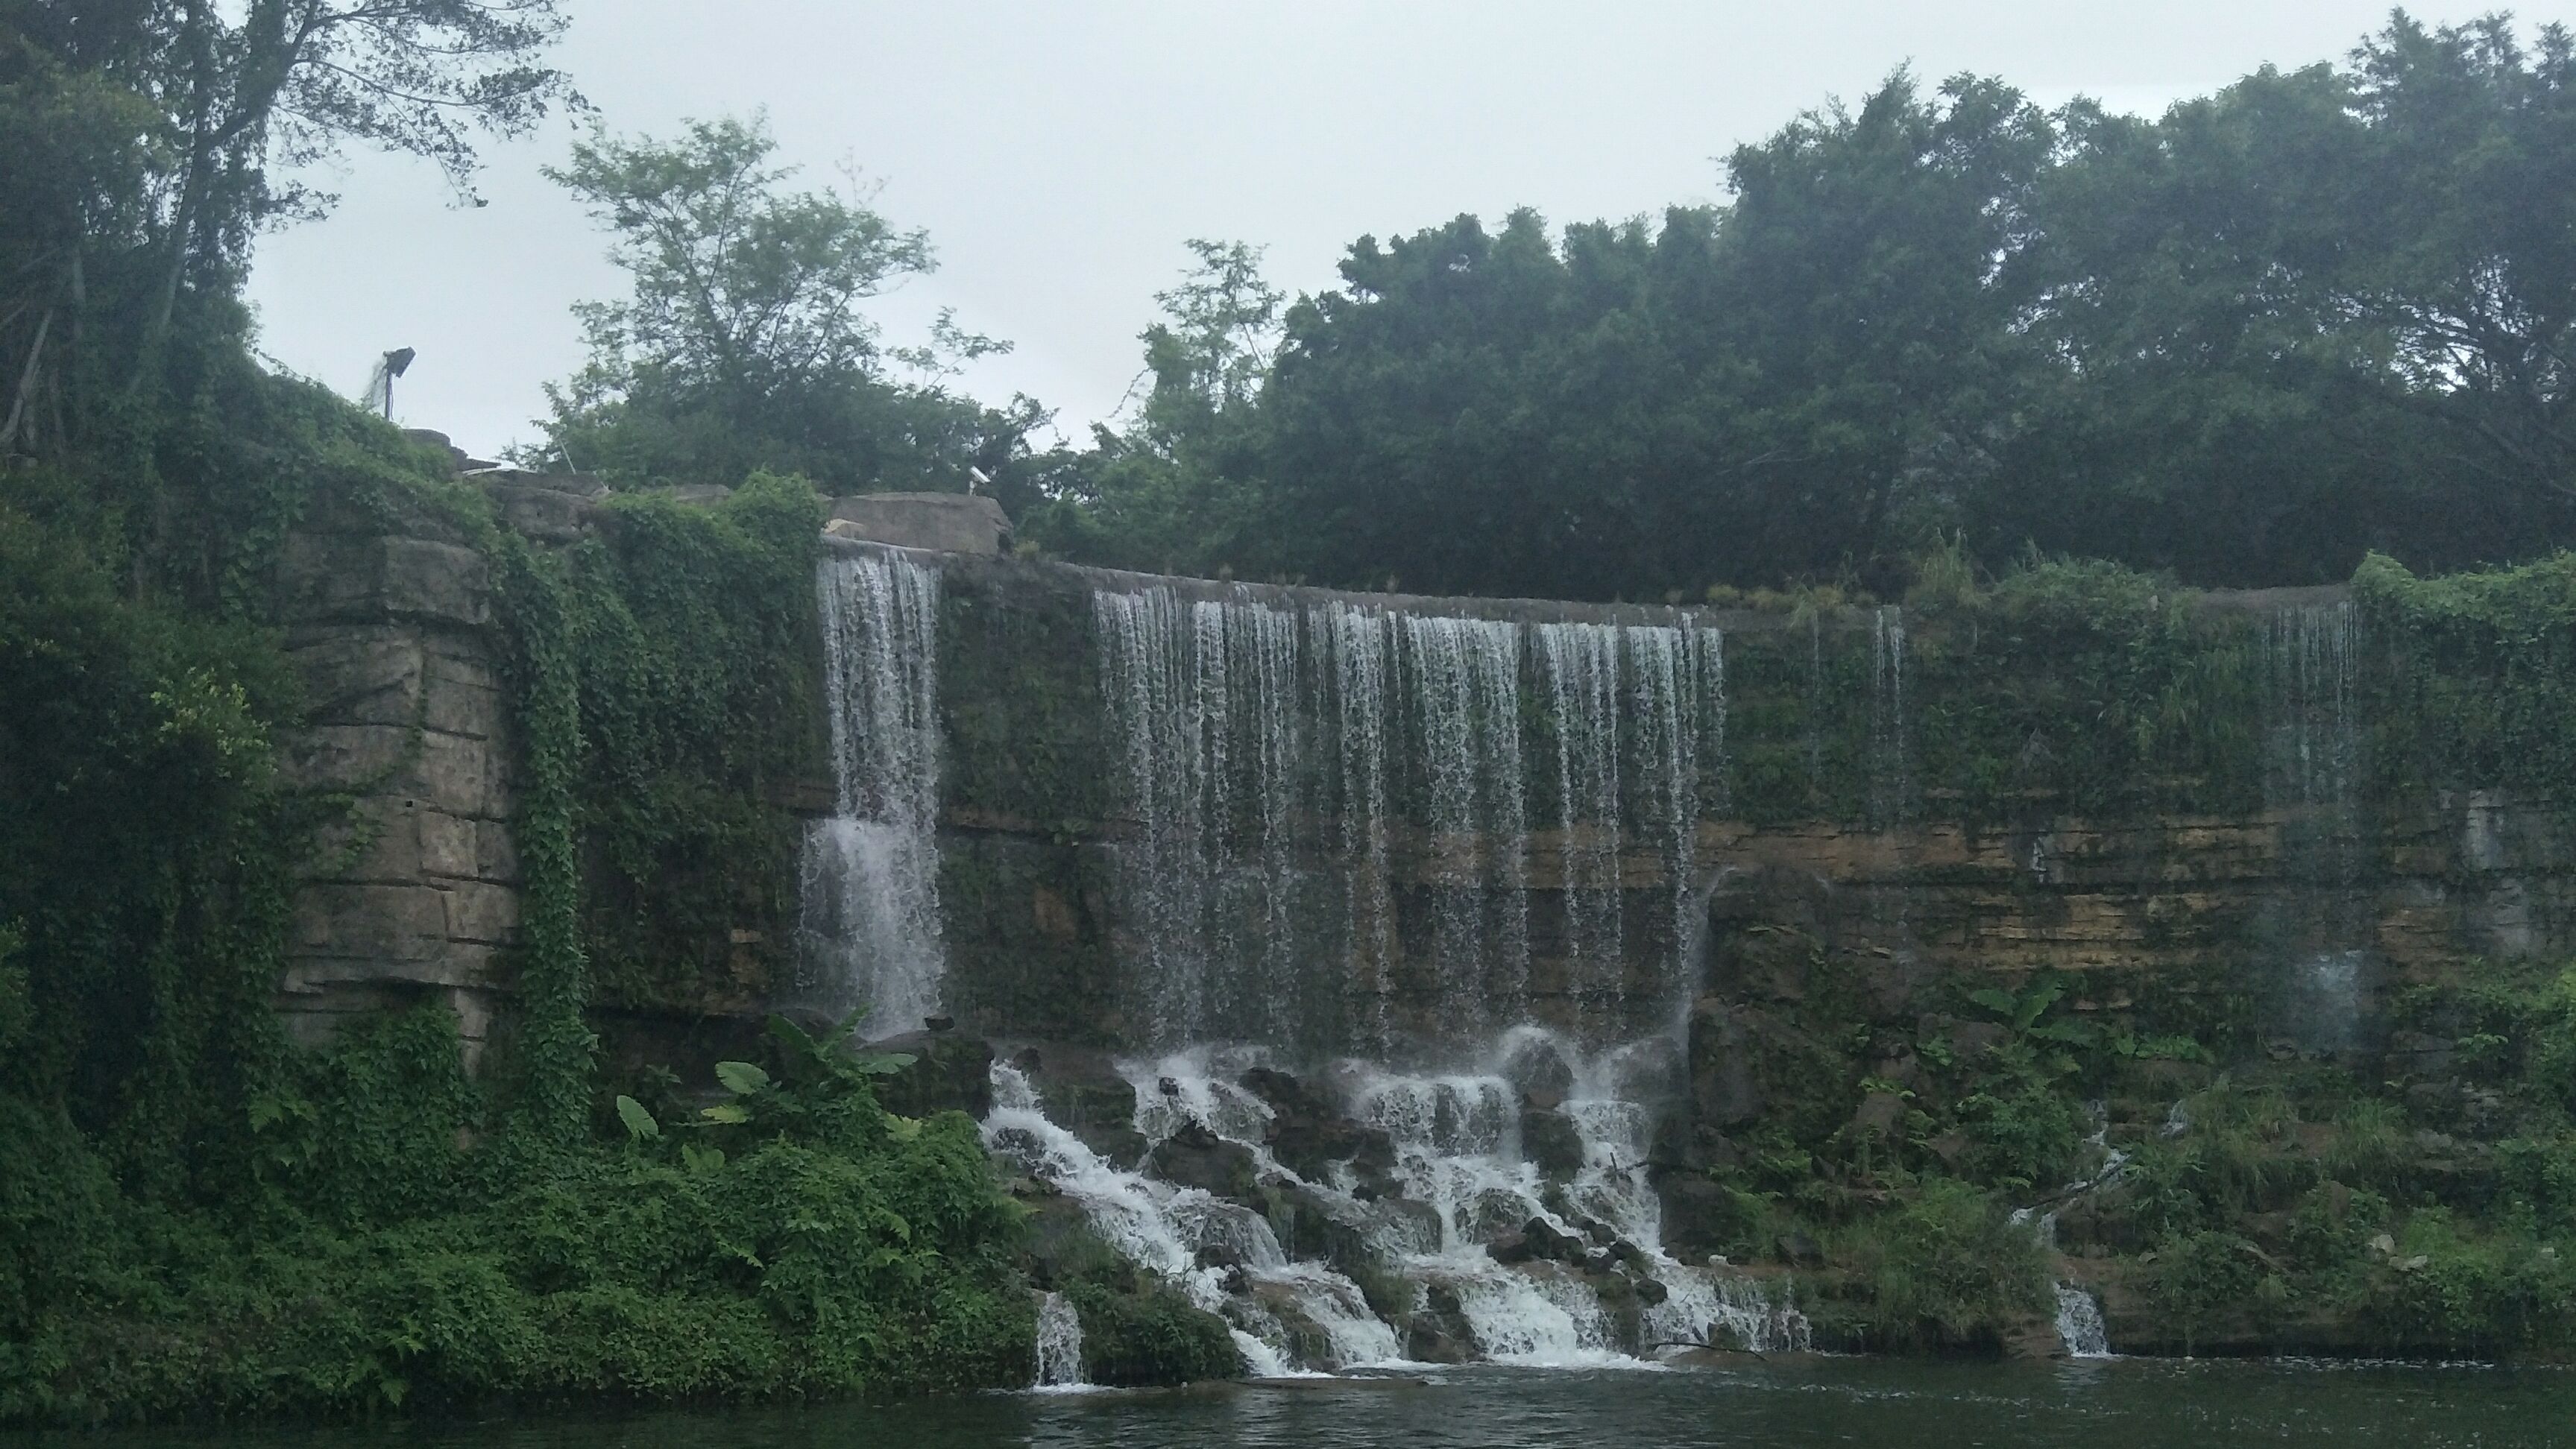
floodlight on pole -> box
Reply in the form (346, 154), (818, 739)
(378, 347), (415, 418)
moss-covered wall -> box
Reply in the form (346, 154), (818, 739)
(919, 552), (2576, 1053)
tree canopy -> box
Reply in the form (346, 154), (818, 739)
(533, 112), (1050, 505)
(1027, 13), (2576, 599)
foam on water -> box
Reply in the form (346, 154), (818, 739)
(991, 1030), (1807, 1375)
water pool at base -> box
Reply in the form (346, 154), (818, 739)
(15, 1359), (2572, 1449)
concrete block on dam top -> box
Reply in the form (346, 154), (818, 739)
(825, 491), (1010, 553)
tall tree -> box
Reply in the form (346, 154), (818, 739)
(537, 112), (1042, 499)
(0, 1), (578, 455)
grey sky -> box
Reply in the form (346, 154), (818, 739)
(245, 1), (2573, 461)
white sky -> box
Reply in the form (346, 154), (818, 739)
(245, 1), (2575, 461)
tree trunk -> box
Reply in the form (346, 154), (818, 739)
(1, 307), (54, 453)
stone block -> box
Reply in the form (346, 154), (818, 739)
(409, 730), (505, 818)
(378, 538), (491, 625)
(489, 481), (605, 543)
(422, 667), (503, 740)
(291, 629), (424, 726)
(825, 492), (1010, 554)
(444, 881), (522, 944)
(418, 809), (480, 880)
(282, 723), (414, 792)
(278, 535), (489, 627)
(292, 883), (447, 962)
(476, 820), (522, 883)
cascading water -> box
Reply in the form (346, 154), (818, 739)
(1048, 584), (1780, 1371)
(798, 549), (945, 1036)
(1033, 1291), (1087, 1389)
(2054, 1284), (2112, 1359)
(1092, 585), (1726, 1058)
(1868, 606), (1911, 828)
(2264, 600), (2368, 1050)
(987, 1033), (1807, 1375)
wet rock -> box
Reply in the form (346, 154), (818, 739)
(1497, 1034), (1575, 1106)
(1147, 1120), (1259, 1199)
(1520, 1107), (1587, 1179)
(1411, 1285), (1476, 1363)
(1579, 1217), (1618, 1246)
(868, 1030), (993, 1119)
(1634, 1276), (1670, 1307)
(1516, 1215), (1585, 1262)
(1654, 1173), (1739, 1254)
(1016, 1045), (1150, 1166)
(1581, 1247), (1618, 1275)
(1240, 1065), (1395, 1185)
(1774, 1229), (1826, 1268)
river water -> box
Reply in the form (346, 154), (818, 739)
(14, 1360), (2570, 1448)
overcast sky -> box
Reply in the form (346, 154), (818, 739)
(245, 1), (2575, 461)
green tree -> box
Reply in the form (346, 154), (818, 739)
(1, 0), (576, 454)
(1025, 239), (1281, 573)
(536, 112), (1045, 500)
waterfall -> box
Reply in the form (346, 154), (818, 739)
(1330, 602), (1399, 1055)
(2054, 1284), (2112, 1358)
(798, 550), (945, 1037)
(1403, 615), (1530, 1041)
(1033, 1291), (1087, 1389)
(1866, 605), (1911, 828)
(2264, 600), (2366, 1049)
(1092, 584), (1727, 1059)
(989, 1034), (1807, 1375)
(1535, 623), (1627, 1029)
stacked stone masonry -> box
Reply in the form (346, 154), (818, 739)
(274, 517), (519, 1055)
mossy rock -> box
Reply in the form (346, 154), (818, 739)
(1064, 1280), (1244, 1385)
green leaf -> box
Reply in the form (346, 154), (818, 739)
(1967, 988), (2017, 1019)
(681, 1142), (726, 1174)
(2015, 980), (2066, 1031)
(767, 1013), (837, 1083)
(885, 1114), (922, 1141)
(615, 1094), (660, 1140)
(700, 1102), (751, 1124)
(850, 1052), (916, 1076)
(714, 1060), (770, 1096)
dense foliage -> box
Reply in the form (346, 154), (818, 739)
(532, 114), (1058, 511)
(1028, 15), (2576, 599)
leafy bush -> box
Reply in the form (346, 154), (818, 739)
(1836, 1179), (2050, 1350)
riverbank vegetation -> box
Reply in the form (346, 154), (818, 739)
(10, 0), (2576, 1425)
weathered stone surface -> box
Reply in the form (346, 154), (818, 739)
(825, 492), (1010, 554)
(443, 881), (521, 944)
(1520, 1107), (1587, 1178)
(276, 513), (521, 1056)
(872, 1031), (997, 1118)
(294, 883), (450, 962)
(278, 534), (489, 626)
(485, 476), (606, 542)
(1145, 1122), (1260, 1199)
(291, 629), (425, 726)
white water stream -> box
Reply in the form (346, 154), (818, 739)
(984, 1035), (1807, 1377)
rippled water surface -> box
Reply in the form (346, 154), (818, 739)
(16, 1360), (2575, 1449)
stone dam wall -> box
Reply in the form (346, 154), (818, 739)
(271, 499), (2576, 1067)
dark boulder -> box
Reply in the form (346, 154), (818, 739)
(1240, 1065), (1395, 1185)
(1146, 1120), (1259, 1200)
(1520, 1107), (1588, 1179)
(869, 1031), (994, 1119)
